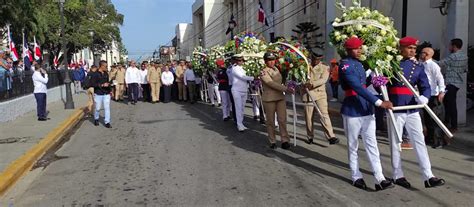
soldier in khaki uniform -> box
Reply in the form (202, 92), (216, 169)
(302, 54), (339, 145)
(175, 60), (187, 101)
(114, 65), (126, 101)
(147, 62), (162, 103)
(260, 52), (294, 150)
(109, 65), (118, 100)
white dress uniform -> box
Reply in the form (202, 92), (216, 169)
(231, 64), (254, 131)
(388, 58), (435, 181)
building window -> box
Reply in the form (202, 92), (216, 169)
(271, 0), (275, 13)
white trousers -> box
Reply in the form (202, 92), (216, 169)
(342, 115), (385, 183)
(390, 112), (434, 180)
(232, 89), (248, 129)
(208, 84), (221, 104)
(219, 90), (232, 119)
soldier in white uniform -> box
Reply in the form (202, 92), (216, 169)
(231, 54), (254, 132)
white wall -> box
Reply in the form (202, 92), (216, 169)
(0, 85), (67, 123)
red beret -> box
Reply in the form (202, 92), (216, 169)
(344, 37), (364, 49)
(216, 59), (225, 67)
(399, 36), (418, 46)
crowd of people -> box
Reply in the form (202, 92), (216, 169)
(1, 34), (468, 191)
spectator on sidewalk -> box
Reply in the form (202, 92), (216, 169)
(161, 65), (174, 103)
(303, 53), (339, 145)
(83, 65), (98, 117)
(420, 47), (446, 148)
(32, 64), (49, 121)
(0, 51), (8, 96)
(329, 58), (339, 101)
(437, 38), (468, 134)
(72, 65), (85, 94)
(90, 60), (112, 128)
(125, 60), (141, 105)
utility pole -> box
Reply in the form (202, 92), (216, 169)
(59, 0), (75, 109)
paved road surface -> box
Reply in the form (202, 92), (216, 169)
(3, 101), (474, 206)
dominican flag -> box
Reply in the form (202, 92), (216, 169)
(7, 26), (19, 62)
(33, 36), (42, 61)
(225, 14), (237, 35)
(22, 32), (33, 70)
(258, 1), (268, 26)
(53, 51), (63, 68)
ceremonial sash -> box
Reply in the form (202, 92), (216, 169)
(389, 87), (413, 95)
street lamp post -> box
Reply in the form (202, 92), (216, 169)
(59, 0), (75, 109)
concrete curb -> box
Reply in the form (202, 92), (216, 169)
(0, 107), (85, 196)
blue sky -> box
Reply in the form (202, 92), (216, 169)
(112, 0), (194, 61)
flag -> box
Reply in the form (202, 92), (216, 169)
(22, 32), (33, 70)
(225, 14), (237, 35)
(33, 36), (42, 61)
(53, 51), (63, 68)
(7, 26), (19, 62)
(258, 1), (268, 26)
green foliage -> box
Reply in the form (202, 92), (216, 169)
(2, 0), (124, 65)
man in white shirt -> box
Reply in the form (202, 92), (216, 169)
(32, 65), (49, 121)
(420, 47), (446, 148)
(125, 60), (141, 105)
(139, 62), (150, 102)
(184, 65), (197, 103)
(231, 54), (255, 131)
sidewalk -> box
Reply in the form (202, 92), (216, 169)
(0, 93), (88, 175)
(286, 94), (474, 145)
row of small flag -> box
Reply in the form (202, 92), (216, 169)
(6, 25), (50, 70)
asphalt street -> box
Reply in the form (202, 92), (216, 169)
(2, 100), (474, 206)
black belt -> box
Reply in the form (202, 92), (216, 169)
(186, 80), (195, 82)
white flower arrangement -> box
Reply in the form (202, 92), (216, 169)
(330, 0), (402, 79)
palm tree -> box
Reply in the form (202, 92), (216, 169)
(291, 22), (325, 54)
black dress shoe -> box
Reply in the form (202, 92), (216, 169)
(253, 116), (258, 120)
(269, 143), (277, 149)
(223, 117), (230, 121)
(281, 142), (291, 150)
(352, 179), (367, 190)
(424, 177), (445, 188)
(306, 138), (314, 144)
(38, 117), (47, 121)
(375, 180), (394, 191)
(328, 137), (340, 145)
(94, 120), (99, 126)
(105, 123), (112, 128)
(218, 104), (221, 107)
(259, 119), (266, 124)
(393, 177), (411, 189)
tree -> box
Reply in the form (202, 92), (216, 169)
(2, 0), (124, 66)
(291, 22), (325, 55)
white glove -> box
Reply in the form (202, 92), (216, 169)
(416, 95), (429, 105)
(365, 69), (373, 78)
